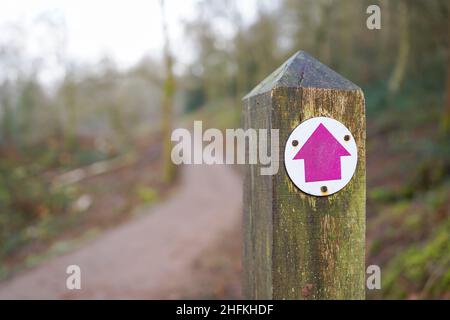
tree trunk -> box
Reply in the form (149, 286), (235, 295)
(388, 1), (410, 95)
(160, 0), (176, 183)
(442, 13), (450, 134)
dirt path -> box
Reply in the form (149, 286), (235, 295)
(0, 164), (242, 299)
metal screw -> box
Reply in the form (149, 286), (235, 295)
(320, 186), (328, 193)
(292, 140), (299, 146)
(344, 135), (350, 141)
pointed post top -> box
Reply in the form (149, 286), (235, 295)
(243, 50), (360, 99)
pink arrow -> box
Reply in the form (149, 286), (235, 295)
(293, 123), (350, 182)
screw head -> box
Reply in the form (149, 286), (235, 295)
(292, 140), (299, 147)
(320, 186), (328, 193)
(344, 135), (350, 141)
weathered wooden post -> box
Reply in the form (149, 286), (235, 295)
(242, 51), (365, 299)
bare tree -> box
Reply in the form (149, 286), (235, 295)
(443, 9), (450, 134)
(160, 0), (176, 183)
(388, 0), (410, 95)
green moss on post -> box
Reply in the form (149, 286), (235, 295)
(242, 51), (366, 299)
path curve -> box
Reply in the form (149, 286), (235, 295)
(0, 164), (242, 299)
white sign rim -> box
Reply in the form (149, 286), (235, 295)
(284, 116), (358, 197)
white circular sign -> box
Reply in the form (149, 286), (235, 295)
(284, 116), (357, 196)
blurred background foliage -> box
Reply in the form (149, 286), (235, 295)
(0, 0), (449, 299)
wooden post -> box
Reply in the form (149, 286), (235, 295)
(242, 51), (366, 299)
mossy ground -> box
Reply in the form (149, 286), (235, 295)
(366, 81), (450, 299)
